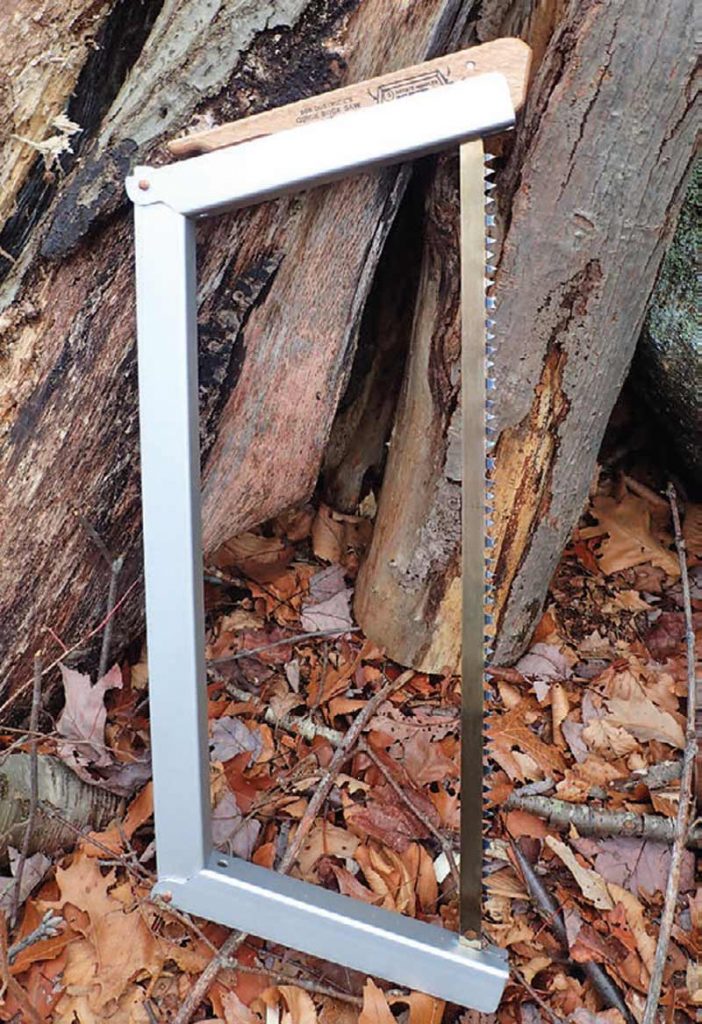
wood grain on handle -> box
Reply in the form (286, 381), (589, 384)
(168, 37), (531, 158)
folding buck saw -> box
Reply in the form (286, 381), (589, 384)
(127, 37), (531, 1014)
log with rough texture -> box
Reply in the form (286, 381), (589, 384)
(0, 0), (468, 701)
(632, 159), (701, 493)
(353, 0), (699, 670)
(0, 754), (121, 863)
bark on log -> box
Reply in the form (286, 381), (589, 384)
(0, 0), (468, 701)
(353, 0), (699, 670)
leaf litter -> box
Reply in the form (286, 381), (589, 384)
(1, 478), (697, 1023)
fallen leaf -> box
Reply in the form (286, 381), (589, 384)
(359, 979), (395, 1024)
(312, 505), (345, 563)
(587, 493), (679, 576)
(277, 985), (318, 1024)
(212, 790), (260, 859)
(296, 824), (359, 880)
(515, 643), (572, 681)
(604, 694), (684, 748)
(607, 882), (656, 974)
(0, 850), (51, 914)
(214, 532), (295, 583)
(300, 589), (353, 634)
(57, 664), (123, 769)
(581, 718), (640, 759)
(594, 838), (695, 897)
(545, 836), (614, 910)
(222, 989), (263, 1024)
(212, 717), (263, 762)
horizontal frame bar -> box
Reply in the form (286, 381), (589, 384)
(127, 73), (514, 217)
(155, 853), (508, 1012)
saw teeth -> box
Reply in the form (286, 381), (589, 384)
(485, 297), (496, 311)
(486, 236), (497, 246)
(485, 214), (496, 227)
(484, 152), (496, 163)
(486, 264), (497, 274)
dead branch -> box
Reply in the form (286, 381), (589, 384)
(10, 655), (42, 923)
(503, 791), (701, 848)
(172, 669), (415, 1024)
(98, 555), (124, 681)
(8, 910), (63, 964)
(360, 738), (460, 891)
(510, 964), (565, 1024)
(221, 681), (343, 746)
(642, 485), (698, 1024)
(509, 839), (632, 1022)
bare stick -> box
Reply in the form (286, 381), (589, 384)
(10, 654), (42, 923)
(510, 965), (565, 1024)
(222, 680), (343, 745)
(0, 577), (139, 721)
(503, 791), (701, 848)
(8, 910), (63, 964)
(208, 626), (360, 665)
(172, 669), (414, 1024)
(642, 486), (697, 1024)
(509, 839), (632, 1021)
(98, 555), (124, 680)
(360, 738), (460, 891)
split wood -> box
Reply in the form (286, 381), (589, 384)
(503, 791), (701, 848)
(642, 485), (698, 1024)
(508, 839), (632, 1022)
(10, 654), (41, 923)
(171, 669), (415, 1024)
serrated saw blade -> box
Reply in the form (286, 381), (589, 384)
(460, 139), (494, 940)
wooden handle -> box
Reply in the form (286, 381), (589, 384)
(168, 37), (531, 158)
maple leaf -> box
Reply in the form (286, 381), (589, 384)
(586, 493), (679, 576)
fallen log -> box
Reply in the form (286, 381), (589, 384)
(354, 0), (698, 669)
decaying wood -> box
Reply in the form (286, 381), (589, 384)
(0, 753), (121, 862)
(0, 0), (469, 700)
(168, 37), (532, 155)
(354, 0), (698, 670)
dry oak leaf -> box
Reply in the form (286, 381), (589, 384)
(586, 493), (679, 576)
(48, 850), (162, 1010)
(603, 693), (685, 748)
(545, 836), (614, 910)
(263, 985), (318, 1024)
(606, 882), (656, 975)
(359, 979), (395, 1024)
(296, 824), (359, 881)
(57, 663), (123, 769)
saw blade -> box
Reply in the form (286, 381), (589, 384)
(459, 139), (494, 940)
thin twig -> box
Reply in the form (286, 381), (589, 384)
(221, 680), (343, 745)
(8, 910), (63, 964)
(208, 626), (360, 665)
(360, 738), (461, 891)
(0, 577), (139, 721)
(642, 486), (698, 1024)
(0, 912), (42, 1024)
(510, 965), (564, 1024)
(98, 555), (124, 680)
(10, 655), (42, 923)
(172, 669), (414, 1024)
(509, 839), (633, 1022)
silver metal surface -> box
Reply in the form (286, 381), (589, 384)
(126, 74), (514, 217)
(130, 69), (515, 1010)
(155, 853), (508, 1011)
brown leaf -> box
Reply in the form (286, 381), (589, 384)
(312, 505), (345, 563)
(588, 493), (679, 576)
(214, 531), (295, 583)
(545, 836), (614, 910)
(604, 694), (685, 748)
(359, 979), (395, 1024)
(406, 992), (445, 1024)
(345, 800), (428, 852)
(57, 663), (123, 769)
(277, 986), (319, 1024)
(296, 824), (359, 881)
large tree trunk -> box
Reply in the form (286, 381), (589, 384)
(0, 0), (468, 700)
(353, 0), (698, 669)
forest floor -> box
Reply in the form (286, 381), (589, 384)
(0, 452), (699, 1024)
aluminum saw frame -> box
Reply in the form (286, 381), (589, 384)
(127, 66), (516, 1013)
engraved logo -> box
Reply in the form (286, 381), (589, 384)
(369, 68), (450, 103)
